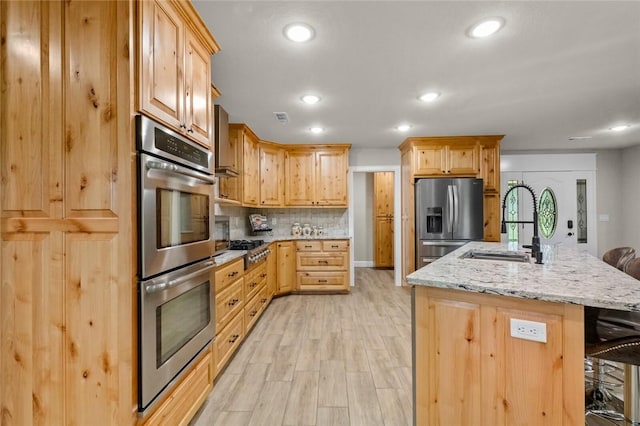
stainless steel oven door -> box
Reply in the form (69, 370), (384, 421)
(139, 258), (216, 412)
(140, 152), (215, 279)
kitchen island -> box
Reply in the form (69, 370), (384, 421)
(407, 241), (640, 426)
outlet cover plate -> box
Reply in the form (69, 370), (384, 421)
(510, 318), (547, 343)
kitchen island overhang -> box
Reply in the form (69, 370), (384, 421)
(408, 241), (640, 426)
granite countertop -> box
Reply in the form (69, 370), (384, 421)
(407, 241), (640, 312)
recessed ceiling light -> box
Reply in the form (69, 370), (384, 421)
(396, 124), (412, 132)
(301, 94), (321, 104)
(609, 124), (631, 132)
(309, 127), (324, 134)
(419, 92), (440, 102)
(284, 23), (315, 42)
(468, 17), (505, 38)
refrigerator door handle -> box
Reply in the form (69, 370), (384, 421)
(453, 185), (459, 229)
(447, 185), (454, 233)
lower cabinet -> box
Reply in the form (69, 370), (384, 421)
(214, 308), (244, 374)
(276, 241), (296, 294)
(142, 346), (213, 426)
(296, 239), (350, 292)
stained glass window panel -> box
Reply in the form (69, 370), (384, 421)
(538, 188), (557, 239)
(577, 179), (587, 243)
(507, 180), (519, 243)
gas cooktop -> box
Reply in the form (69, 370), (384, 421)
(229, 239), (265, 250)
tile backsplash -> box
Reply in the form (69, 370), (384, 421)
(217, 206), (349, 239)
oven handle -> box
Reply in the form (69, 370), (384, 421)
(146, 160), (215, 185)
(145, 261), (215, 293)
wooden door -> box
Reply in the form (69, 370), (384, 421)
(414, 145), (446, 175)
(447, 144), (479, 175)
(242, 132), (259, 206)
(374, 172), (394, 267)
(259, 144), (284, 206)
(183, 28), (211, 147)
(1, 1), (134, 424)
(139, 0), (184, 130)
(315, 150), (348, 206)
(285, 150), (316, 206)
(276, 242), (296, 294)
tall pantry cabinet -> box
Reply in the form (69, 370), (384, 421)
(1, 1), (136, 425)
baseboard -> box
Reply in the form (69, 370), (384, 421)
(353, 261), (374, 267)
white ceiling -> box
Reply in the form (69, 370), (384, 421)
(193, 1), (640, 151)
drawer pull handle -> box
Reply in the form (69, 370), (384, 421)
(304, 245), (312, 248)
(228, 271), (238, 278)
(331, 245), (339, 248)
(250, 282), (258, 288)
(228, 298), (239, 306)
(318, 279), (328, 283)
(261, 298), (267, 303)
(249, 310), (258, 317)
(228, 334), (239, 344)
(319, 260), (329, 264)
(260, 273), (267, 278)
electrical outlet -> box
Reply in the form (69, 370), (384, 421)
(510, 318), (547, 343)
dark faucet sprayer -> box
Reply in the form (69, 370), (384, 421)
(500, 183), (543, 264)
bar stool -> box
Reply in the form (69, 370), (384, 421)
(586, 257), (640, 425)
(603, 246), (637, 270)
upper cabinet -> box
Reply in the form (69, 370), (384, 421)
(259, 142), (285, 206)
(285, 146), (350, 207)
(414, 142), (479, 176)
(241, 128), (260, 206)
(138, 0), (220, 148)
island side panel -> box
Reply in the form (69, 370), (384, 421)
(413, 286), (584, 426)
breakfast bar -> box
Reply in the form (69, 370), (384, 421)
(407, 241), (640, 426)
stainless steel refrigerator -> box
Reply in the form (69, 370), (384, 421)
(415, 177), (484, 269)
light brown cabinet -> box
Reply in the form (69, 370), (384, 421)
(276, 241), (296, 294)
(284, 147), (350, 207)
(236, 125), (260, 206)
(414, 286), (583, 425)
(414, 143), (479, 176)
(217, 121), (242, 204)
(138, 0), (219, 147)
(259, 142), (285, 206)
(374, 172), (394, 268)
(399, 135), (503, 283)
(266, 242), (277, 298)
(296, 240), (350, 292)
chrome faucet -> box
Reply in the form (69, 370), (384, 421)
(500, 183), (543, 264)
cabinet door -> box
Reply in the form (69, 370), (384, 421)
(259, 144), (284, 206)
(276, 242), (296, 294)
(218, 125), (241, 202)
(316, 150), (348, 206)
(480, 144), (499, 192)
(285, 150), (316, 206)
(374, 217), (394, 268)
(483, 192), (501, 242)
(447, 144), (479, 175)
(414, 145), (446, 175)
(242, 133), (259, 206)
(266, 243), (277, 297)
(139, 0), (184, 130)
(183, 28), (211, 147)
(374, 172), (394, 216)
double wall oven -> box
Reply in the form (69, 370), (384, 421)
(136, 115), (216, 414)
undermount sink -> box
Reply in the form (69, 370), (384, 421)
(460, 249), (530, 263)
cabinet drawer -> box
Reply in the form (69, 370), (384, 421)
(322, 240), (349, 251)
(296, 240), (322, 251)
(297, 271), (349, 291)
(244, 268), (266, 302)
(142, 346), (213, 426)
(296, 252), (348, 270)
(244, 285), (267, 333)
(215, 277), (243, 331)
(215, 258), (244, 292)
(215, 311), (244, 373)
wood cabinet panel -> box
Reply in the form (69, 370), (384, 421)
(244, 262), (266, 302)
(259, 143), (285, 206)
(276, 241), (296, 294)
(183, 29), (211, 147)
(295, 239), (350, 292)
(316, 150), (348, 206)
(266, 243), (277, 297)
(295, 240), (323, 252)
(481, 143), (499, 192)
(215, 310), (244, 373)
(214, 257), (243, 292)
(284, 150), (316, 206)
(218, 123), (243, 202)
(414, 146), (445, 175)
(242, 131), (259, 206)
(374, 217), (394, 268)
(296, 271), (349, 291)
(322, 240), (349, 251)
(215, 277), (244, 331)
(374, 172), (394, 216)
(483, 192), (501, 242)
(296, 252), (349, 270)
(143, 347), (213, 426)
(414, 287), (584, 426)
(244, 285), (267, 334)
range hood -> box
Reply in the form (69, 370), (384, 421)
(214, 105), (239, 177)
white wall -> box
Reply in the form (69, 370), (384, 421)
(350, 148), (401, 167)
(595, 149), (623, 257)
(620, 145), (640, 251)
(353, 173), (374, 263)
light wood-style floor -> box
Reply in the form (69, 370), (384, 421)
(191, 267), (412, 426)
